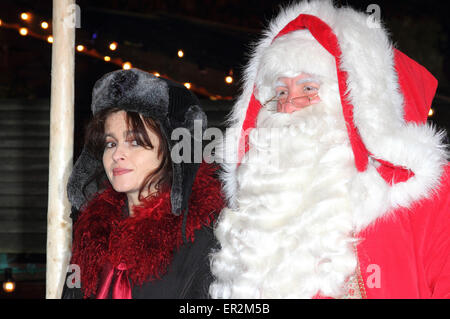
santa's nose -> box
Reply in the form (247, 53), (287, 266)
(277, 96), (314, 113)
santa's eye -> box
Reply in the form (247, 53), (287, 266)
(276, 90), (288, 98)
(300, 81), (320, 94)
(304, 85), (318, 92)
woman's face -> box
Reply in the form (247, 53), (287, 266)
(102, 110), (162, 201)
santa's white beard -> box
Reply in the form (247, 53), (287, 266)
(210, 93), (359, 298)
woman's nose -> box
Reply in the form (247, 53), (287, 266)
(112, 144), (126, 162)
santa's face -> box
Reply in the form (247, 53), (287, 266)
(273, 73), (322, 113)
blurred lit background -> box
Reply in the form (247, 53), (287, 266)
(0, 0), (448, 298)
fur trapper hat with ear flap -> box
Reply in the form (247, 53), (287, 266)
(67, 68), (207, 222)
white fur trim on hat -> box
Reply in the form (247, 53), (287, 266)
(255, 30), (336, 104)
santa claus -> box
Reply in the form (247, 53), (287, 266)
(209, 0), (449, 299)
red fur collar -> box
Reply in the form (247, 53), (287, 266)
(70, 163), (224, 298)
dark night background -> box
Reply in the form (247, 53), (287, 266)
(0, 0), (448, 298)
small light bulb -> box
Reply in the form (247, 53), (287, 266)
(178, 50), (184, 58)
(225, 76), (233, 84)
(184, 82), (191, 89)
(104, 56), (111, 62)
(428, 108), (434, 117)
(123, 62), (132, 70)
(109, 42), (118, 51)
(0, 19), (3, 26)
(153, 72), (160, 77)
(76, 45), (84, 52)
(21, 13), (30, 21)
(3, 281), (15, 293)
(19, 27), (28, 36)
(41, 21), (49, 29)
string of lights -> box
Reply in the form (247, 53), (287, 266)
(1, 10), (440, 113)
(0, 10), (235, 101)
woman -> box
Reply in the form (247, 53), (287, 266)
(62, 68), (224, 299)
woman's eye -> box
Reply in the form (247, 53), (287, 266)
(105, 141), (115, 149)
(126, 139), (140, 147)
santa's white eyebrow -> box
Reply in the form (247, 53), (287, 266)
(274, 81), (287, 88)
(296, 78), (321, 85)
(274, 78), (321, 88)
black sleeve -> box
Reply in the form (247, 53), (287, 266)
(131, 224), (220, 299)
(61, 275), (84, 299)
(182, 225), (220, 299)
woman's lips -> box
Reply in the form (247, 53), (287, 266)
(113, 168), (133, 176)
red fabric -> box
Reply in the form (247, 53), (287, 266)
(356, 164), (450, 298)
(394, 49), (438, 124)
(238, 92), (263, 165)
(336, 57), (370, 172)
(274, 15), (340, 56)
(96, 262), (131, 299)
(374, 157), (415, 185)
(370, 50), (437, 184)
(236, 14), (439, 185)
(95, 262), (115, 299)
(70, 163), (225, 298)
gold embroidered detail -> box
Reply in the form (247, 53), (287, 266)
(342, 273), (362, 299)
(339, 241), (367, 299)
(354, 242), (367, 299)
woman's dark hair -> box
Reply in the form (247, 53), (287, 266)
(83, 107), (172, 202)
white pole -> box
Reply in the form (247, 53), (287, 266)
(46, 0), (75, 299)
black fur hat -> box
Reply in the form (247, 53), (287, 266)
(67, 68), (207, 221)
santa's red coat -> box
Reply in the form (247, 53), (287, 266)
(356, 164), (450, 298)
